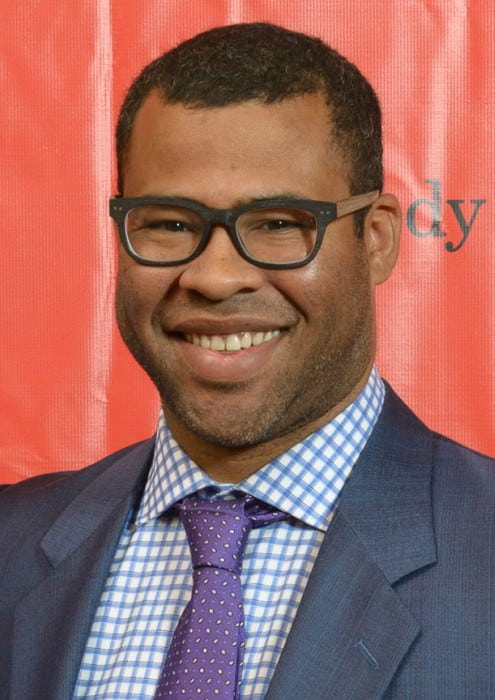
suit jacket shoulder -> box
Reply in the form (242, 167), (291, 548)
(0, 438), (155, 562)
(267, 386), (495, 700)
(0, 438), (155, 700)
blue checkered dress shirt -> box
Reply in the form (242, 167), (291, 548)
(73, 368), (384, 699)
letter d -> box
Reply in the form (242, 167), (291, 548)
(406, 179), (446, 237)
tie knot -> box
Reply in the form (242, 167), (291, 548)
(178, 495), (286, 573)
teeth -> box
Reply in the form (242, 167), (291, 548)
(187, 330), (280, 352)
(240, 333), (252, 349)
(225, 334), (242, 351)
(210, 335), (225, 351)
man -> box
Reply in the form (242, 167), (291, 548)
(0, 22), (494, 700)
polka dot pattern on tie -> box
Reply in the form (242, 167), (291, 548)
(154, 495), (286, 700)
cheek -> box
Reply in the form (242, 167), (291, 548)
(266, 258), (330, 316)
(277, 254), (346, 318)
(115, 261), (172, 322)
(300, 244), (371, 323)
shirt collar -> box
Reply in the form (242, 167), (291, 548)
(136, 367), (384, 532)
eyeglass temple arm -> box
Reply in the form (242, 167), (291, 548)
(335, 190), (380, 218)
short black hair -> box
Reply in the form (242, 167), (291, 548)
(116, 23), (383, 230)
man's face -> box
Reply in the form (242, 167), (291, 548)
(116, 91), (378, 452)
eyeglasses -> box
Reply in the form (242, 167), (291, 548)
(109, 190), (379, 270)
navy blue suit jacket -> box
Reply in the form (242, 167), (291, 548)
(1, 386), (494, 699)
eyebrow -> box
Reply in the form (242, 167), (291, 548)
(135, 192), (308, 208)
(233, 193), (305, 207)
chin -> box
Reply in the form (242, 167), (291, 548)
(168, 405), (277, 449)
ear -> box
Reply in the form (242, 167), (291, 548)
(363, 193), (401, 285)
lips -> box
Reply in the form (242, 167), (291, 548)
(169, 322), (285, 383)
(184, 329), (281, 352)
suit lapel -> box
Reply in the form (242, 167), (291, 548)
(5, 439), (154, 700)
(265, 511), (421, 700)
(266, 388), (437, 700)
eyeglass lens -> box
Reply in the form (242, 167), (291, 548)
(125, 204), (318, 264)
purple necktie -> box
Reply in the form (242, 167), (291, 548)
(154, 494), (287, 700)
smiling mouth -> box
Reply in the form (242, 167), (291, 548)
(184, 329), (281, 352)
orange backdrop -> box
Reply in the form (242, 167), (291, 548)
(1, 1), (494, 483)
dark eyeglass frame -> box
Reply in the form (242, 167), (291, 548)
(109, 190), (380, 270)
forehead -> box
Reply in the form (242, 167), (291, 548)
(122, 91), (349, 202)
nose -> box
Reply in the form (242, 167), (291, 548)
(178, 226), (265, 300)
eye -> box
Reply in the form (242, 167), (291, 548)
(146, 218), (192, 233)
(259, 218), (302, 232)
(241, 209), (315, 235)
(126, 205), (203, 236)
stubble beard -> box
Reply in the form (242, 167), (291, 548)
(116, 283), (374, 451)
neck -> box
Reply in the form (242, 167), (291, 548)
(162, 370), (371, 482)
